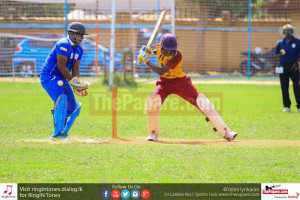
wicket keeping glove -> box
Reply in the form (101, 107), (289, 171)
(69, 76), (88, 91)
(140, 45), (154, 57)
(73, 88), (88, 97)
(138, 51), (149, 65)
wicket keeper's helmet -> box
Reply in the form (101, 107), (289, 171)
(160, 33), (178, 51)
(67, 22), (88, 45)
(68, 22), (88, 35)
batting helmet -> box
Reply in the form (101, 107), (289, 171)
(160, 34), (177, 51)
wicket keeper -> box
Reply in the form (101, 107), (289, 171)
(138, 33), (237, 141)
(40, 22), (88, 140)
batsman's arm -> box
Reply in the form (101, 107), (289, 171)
(57, 54), (73, 81)
(145, 60), (169, 76)
(72, 60), (81, 77)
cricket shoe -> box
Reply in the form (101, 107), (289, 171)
(283, 107), (291, 112)
(224, 131), (237, 141)
(147, 133), (158, 141)
(50, 132), (68, 141)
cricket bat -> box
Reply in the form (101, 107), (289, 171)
(146, 10), (166, 48)
(137, 10), (166, 65)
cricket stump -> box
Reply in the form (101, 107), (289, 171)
(112, 85), (117, 138)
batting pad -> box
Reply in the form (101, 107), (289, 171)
(53, 94), (68, 137)
(196, 94), (229, 138)
(146, 95), (161, 135)
(63, 102), (81, 136)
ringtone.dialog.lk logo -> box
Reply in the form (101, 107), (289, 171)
(0, 184), (17, 200)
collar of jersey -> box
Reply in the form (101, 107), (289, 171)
(283, 36), (295, 44)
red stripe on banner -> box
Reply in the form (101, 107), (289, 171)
(262, 189), (288, 194)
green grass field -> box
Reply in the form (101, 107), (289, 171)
(0, 80), (299, 183)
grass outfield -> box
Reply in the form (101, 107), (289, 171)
(0, 80), (299, 183)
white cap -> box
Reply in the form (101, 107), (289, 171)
(279, 24), (297, 36)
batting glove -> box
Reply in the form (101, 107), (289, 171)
(140, 45), (154, 57)
(69, 76), (88, 91)
(138, 51), (150, 65)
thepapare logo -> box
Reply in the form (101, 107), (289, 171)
(0, 184), (17, 200)
(262, 189), (288, 194)
(90, 92), (223, 116)
(262, 184), (300, 200)
(288, 192), (299, 199)
(262, 184), (288, 194)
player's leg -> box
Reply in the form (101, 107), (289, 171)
(57, 102), (81, 139)
(146, 78), (170, 141)
(52, 94), (68, 139)
(290, 68), (300, 110)
(279, 70), (291, 110)
(63, 83), (78, 117)
(41, 81), (67, 139)
(57, 84), (81, 139)
(146, 95), (161, 141)
(196, 94), (237, 141)
(173, 76), (237, 141)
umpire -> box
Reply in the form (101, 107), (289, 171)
(276, 24), (300, 112)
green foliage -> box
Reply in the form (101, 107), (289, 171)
(251, 0), (271, 19)
(189, 0), (276, 19)
(189, 0), (248, 19)
(211, 0), (248, 19)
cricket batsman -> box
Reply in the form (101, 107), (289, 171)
(40, 22), (88, 140)
(138, 33), (237, 141)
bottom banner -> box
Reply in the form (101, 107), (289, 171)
(0, 183), (264, 200)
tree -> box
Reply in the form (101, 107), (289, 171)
(251, 0), (271, 19)
(191, 0), (248, 19)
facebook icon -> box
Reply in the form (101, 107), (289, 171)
(101, 190), (110, 199)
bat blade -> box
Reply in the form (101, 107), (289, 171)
(147, 10), (166, 47)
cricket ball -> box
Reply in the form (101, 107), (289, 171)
(57, 80), (63, 86)
(280, 49), (286, 55)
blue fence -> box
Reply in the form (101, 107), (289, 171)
(0, 0), (295, 78)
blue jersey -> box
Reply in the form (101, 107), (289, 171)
(276, 37), (300, 64)
(40, 37), (83, 82)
